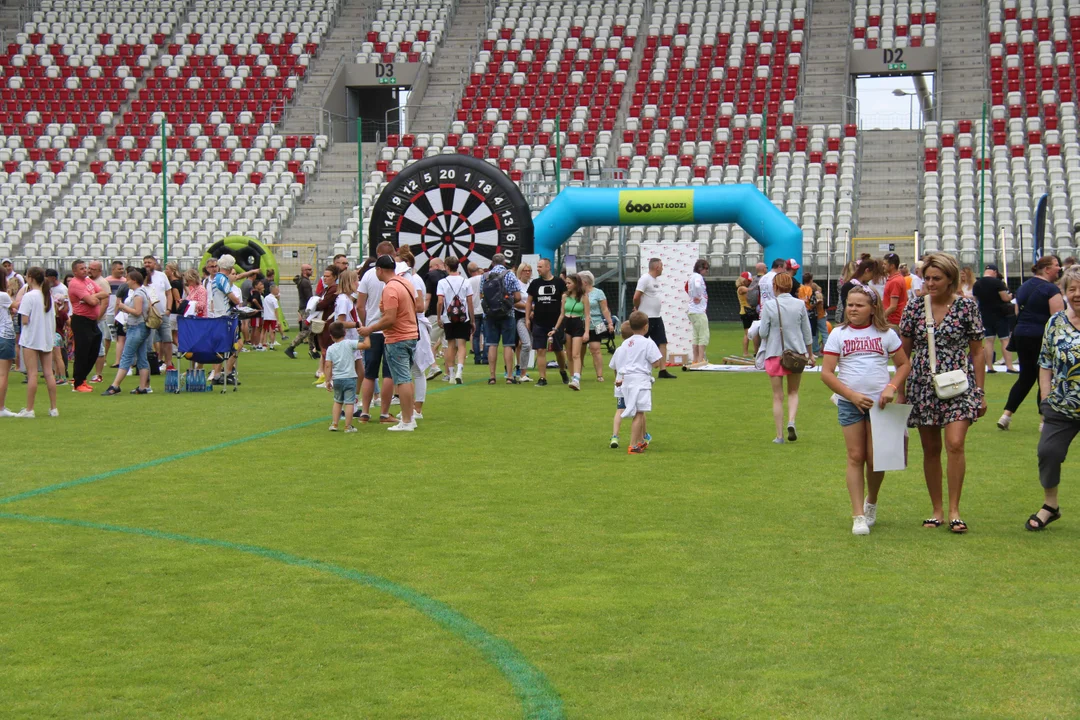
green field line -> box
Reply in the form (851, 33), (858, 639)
(0, 511), (564, 719)
(0, 377), (484, 507)
(0, 416), (331, 506)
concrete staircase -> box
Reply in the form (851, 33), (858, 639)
(799, 0), (853, 124)
(936, 0), (988, 121)
(409, 0), (487, 134)
(282, 0), (375, 136)
(855, 130), (921, 237)
(278, 141), (381, 251)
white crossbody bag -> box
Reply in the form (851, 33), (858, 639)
(925, 295), (969, 399)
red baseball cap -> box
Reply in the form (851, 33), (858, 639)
(740, 271), (752, 281)
(786, 259), (800, 271)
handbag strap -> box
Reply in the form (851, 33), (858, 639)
(775, 298), (787, 353)
(924, 294), (938, 374)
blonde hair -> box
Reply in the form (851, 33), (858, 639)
(1060, 265), (1080, 293)
(840, 260), (858, 283)
(842, 285), (890, 331)
(736, 275), (749, 288)
(960, 266), (976, 290)
(183, 268), (200, 286)
(337, 269), (358, 297)
(921, 252), (961, 293)
(6, 275), (22, 295)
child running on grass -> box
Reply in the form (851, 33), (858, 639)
(326, 321), (369, 433)
(820, 286), (911, 535)
(609, 311), (662, 455)
(262, 284), (280, 348)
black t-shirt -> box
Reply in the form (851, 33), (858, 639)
(170, 278), (183, 314)
(424, 269), (447, 316)
(296, 276), (313, 309)
(527, 276), (567, 327)
(789, 277), (801, 298)
(972, 276), (1008, 324)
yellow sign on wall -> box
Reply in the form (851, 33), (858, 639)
(618, 190), (695, 225)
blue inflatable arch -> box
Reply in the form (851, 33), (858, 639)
(533, 184), (802, 274)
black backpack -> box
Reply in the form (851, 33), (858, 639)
(446, 277), (468, 324)
(480, 269), (514, 319)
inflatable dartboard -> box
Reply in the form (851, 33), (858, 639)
(369, 155), (534, 272)
(200, 235), (279, 278)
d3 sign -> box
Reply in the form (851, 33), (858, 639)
(618, 189), (695, 224)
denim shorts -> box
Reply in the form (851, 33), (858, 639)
(616, 396), (626, 410)
(384, 338), (417, 385)
(332, 376), (357, 405)
(362, 333), (392, 380)
(483, 314), (517, 347)
(0, 336), (15, 361)
(837, 398), (869, 427)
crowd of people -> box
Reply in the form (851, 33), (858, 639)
(4, 246), (1079, 536)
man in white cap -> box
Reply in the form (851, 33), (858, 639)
(207, 254), (242, 384)
(2, 258), (22, 287)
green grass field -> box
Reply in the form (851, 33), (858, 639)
(2, 323), (1078, 719)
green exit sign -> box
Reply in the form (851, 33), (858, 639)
(378, 77), (397, 84)
(888, 62), (907, 70)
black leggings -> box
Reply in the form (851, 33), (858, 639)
(1004, 334), (1043, 414)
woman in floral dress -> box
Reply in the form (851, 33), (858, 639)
(899, 253), (986, 534)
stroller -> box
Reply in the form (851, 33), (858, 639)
(176, 312), (242, 393)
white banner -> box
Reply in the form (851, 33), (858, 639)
(639, 243), (700, 358)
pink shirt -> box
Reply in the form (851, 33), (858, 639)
(185, 284), (208, 317)
(68, 276), (102, 320)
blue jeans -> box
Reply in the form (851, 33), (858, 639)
(483, 314), (516, 348)
(384, 339), (417, 385)
(472, 314), (485, 358)
(120, 323), (151, 371)
(814, 317), (828, 354)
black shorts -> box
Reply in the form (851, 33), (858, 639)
(588, 329), (612, 345)
(114, 321), (126, 338)
(532, 324), (565, 352)
(362, 333), (392, 380)
(647, 317), (667, 345)
(443, 321), (471, 341)
(564, 316), (586, 338)
(983, 315), (1010, 339)
(741, 313), (755, 330)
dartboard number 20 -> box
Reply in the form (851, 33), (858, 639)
(369, 155), (534, 272)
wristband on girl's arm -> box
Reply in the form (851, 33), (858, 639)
(886, 383), (898, 391)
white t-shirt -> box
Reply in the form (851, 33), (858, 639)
(609, 334), (662, 378)
(468, 274), (483, 315)
(687, 273), (707, 314)
(437, 274), (473, 324)
(334, 293), (359, 342)
(823, 324), (902, 398)
(0, 291), (14, 339)
(635, 273), (663, 318)
(405, 271), (426, 314)
(51, 283), (69, 315)
(357, 267), (384, 333)
(149, 270), (170, 313)
(262, 293), (279, 321)
(758, 270), (777, 309)
(18, 288), (55, 351)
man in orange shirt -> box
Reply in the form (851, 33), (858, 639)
(360, 254), (420, 432)
(881, 252), (907, 328)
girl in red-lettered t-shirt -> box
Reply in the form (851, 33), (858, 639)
(821, 286), (911, 536)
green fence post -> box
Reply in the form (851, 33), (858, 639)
(161, 115), (168, 265)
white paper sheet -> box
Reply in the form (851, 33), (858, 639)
(870, 403), (913, 472)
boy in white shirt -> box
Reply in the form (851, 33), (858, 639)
(262, 284), (280, 348)
(609, 320), (655, 450)
(609, 311), (663, 454)
(325, 321), (370, 433)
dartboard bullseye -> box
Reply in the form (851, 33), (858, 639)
(369, 155), (534, 272)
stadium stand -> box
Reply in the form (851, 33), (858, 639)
(3, 0), (333, 269)
(920, 0), (1080, 264)
(851, 0), (938, 50)
(354, 0), (454, 66)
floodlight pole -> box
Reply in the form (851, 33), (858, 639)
(162, 116), (168, 264)
(978, 101), (987, 273)
(357, 117), (364, 264)
(762, 106), (768, 196)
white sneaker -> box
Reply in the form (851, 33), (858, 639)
(997, 414), (1011, 430)
(412, 412), (423, 420)
(442, 373), (452, 382)
(15, 408), (34, 418)
(852, 515), (870, 535)
(569, 377), (580, 391)
(159, 363), (167, 372)
(426, 367), (442, 380)
(390, 395), (400, 405)
(387, 420), (416, 432)
(863, 501), (877, 527)
(49, 408), (59, 417)
(0, 407), (15, 417)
